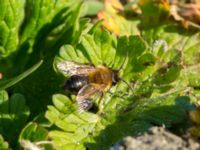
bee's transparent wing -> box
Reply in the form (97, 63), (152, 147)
(57, 61), (96, 76)
(76, 83), (106, 112)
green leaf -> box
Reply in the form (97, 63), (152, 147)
(12, 1), (88, 116)
(20, 0), (81, 44)
(9, 94), (27, 114)
(153, 65), (182, 85)
(52, 94), (74, 113)
(0, 0), (25, 57)
(0, 90), (8, 113)
(19, 122), (48, 142)
(112, 36), (128, 69)
(94, 29), (116, 67)
(80, 34), (103, 65)
(82, 0), (104, 16)
(19, 122), (52, 150)
(46, 94), (99, 149)
(182, 33), (200, 65)
(55, 30), (117, 69)
(0, 90), (30, 148)
(57, 44), (89, 65)
(0, 135), (9, 150)
(188, 74), (200, 88)
(140, 0), (169, 19)
(123, 35), (147, 77)
(49, 26), (193, 149)
(0, 60), (43, 90)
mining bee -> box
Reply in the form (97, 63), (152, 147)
(57, 60), (131, 112)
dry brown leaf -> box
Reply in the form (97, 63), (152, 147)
(98, 0), (140, 36)
(169, 0), (200, 28)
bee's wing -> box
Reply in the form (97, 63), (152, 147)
(76, 83), (106, 111)
(57, 61), (96, 76)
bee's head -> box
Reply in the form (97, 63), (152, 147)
(112, 70), (121, 85)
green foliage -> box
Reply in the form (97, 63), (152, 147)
(0, 0), (25, 57)
(0, 134), (9, 150)
(2, 0), (87, 116)
(19, 122), (49, 142)
(47, 27), (194, 149)
(0, 90), (29, 148)
(46, 94), (99, 149)
(19, 122), (51, 149)
(0, 0), (200, 150)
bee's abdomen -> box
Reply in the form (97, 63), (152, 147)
(64, 75), (89, 93)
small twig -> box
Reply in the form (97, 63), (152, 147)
(20, 140), (53, 150)
(35, 141), (53, 146)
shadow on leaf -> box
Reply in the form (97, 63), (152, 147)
(86, 95), (194, 150)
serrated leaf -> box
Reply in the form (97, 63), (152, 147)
(183, 33), (200, 65)
(80, 34), (103, 65)
(52, 94), (73, 113)
(55, 30), (117, 70)
(19, 122), (48, 142)
(49, 25), (195, 149)
(0, 0), (25, 57)
(112, 36), (128, 69)
(19, 122), (51, 150)
(12, 1), (90, 117)
(46, 94), (100, 149)
(94, 29), (116, 67)
(20, 0), (81, 44)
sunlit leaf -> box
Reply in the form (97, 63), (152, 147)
(0, 135), (9, 150)
(0, 0), (25, 57)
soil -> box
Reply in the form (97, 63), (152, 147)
(111, 126), (200, 150)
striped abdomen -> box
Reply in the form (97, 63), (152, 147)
(64, 75), (89, 93)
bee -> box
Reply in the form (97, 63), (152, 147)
(57, 61), (131, 112)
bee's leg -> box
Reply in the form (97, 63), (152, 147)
(97, 92), (104, 114)
(107, 91), (128, 99)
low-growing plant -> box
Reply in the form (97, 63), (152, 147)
(0, 0), (200, 149)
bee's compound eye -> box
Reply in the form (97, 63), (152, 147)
(77, 99), (93, 112)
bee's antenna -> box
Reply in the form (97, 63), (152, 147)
(118, 52), (128, 71)
(120, 78), (134, 93)
(116, 52), (133, 93)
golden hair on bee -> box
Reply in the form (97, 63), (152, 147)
(57, 56), (131, 112)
